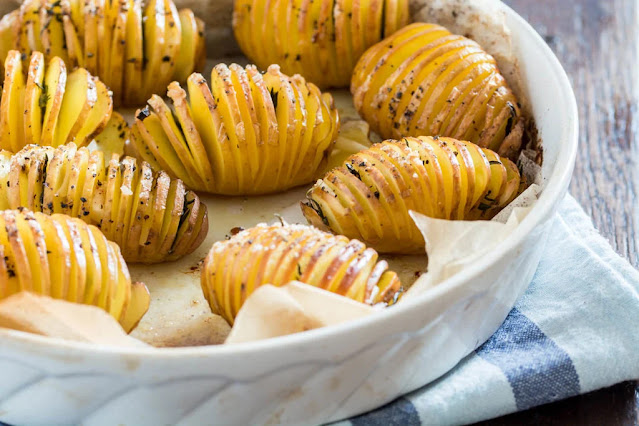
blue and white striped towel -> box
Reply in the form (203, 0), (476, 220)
(346, 194), (639, 425)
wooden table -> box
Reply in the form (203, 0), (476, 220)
(478, 0), (639, 424)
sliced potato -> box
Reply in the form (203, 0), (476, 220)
(54, 68), (95, 146)
(132, 64), (339, 195)
(201, 223), (402, 325)
(0, 209), (148, 331)
(303, 136), (522, 254)
(40, 57), (67, 147)
(2, 0), (205, 106)
(1, 143), (209, 264)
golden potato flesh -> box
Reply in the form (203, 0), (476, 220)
(351, 23), (524, 160)
(201, 223), (402, 325)
(0, 0), (206, 106)
(0, 209), (149, 332)
(0, 143), (209, 264)
(0, 50), (113, 153)
(302, 136), (521, 254)
(233, 0), (409, 89)
(131, 64), (340, 195)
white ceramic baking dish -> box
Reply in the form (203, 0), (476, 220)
(0, 3), (578, 425)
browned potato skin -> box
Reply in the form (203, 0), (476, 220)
(233, 0), (410, 89)
(201, 223), (402, 325)
(351, 23), (524, 160)
(1, 143), (209, 264)
(302, 136), (522, 254)
(0, 209), (148, 332)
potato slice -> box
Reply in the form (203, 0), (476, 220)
(61, 0), (83, 68)
(75, 217), (102, 305)
(123, 0), (143, 106)
(148, 95), (205, 188)
(82, 0), (99, 73)
(74, 77), (113, 144)
(39, 214), (71, 299)
(186, 73), (227, 186)
(156, 0), (180, 88)
(90, 112), (128, 161)
(18, 0), (43, 54)
(0, 51), (26, 152)
(16, 211), (50, 295)
(167, 82), (213, 185)
(0, 11), (18, 73)
(40, 0), (70, 64)
(119, 281), (150, 333)
(54, 67), (95, 146)
(107, 0), (128, 105)
(142, 0), (166, 96)
(40, 57), (68, 147)
(173, 9), (197, 83)
(23, 51), (46, 146)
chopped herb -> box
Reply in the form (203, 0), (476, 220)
(345, 163), (361, 181)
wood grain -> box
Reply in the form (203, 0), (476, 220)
(479, 0), (639, 424)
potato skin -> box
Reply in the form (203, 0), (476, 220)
(0, 50), (113, 152)
(351, 23), (524, 160)
(0, 0), (206, 106)
(0, 209), (148, 332)
(131, 64), (340, 195)
(302, 136), (521, 254)
(233, 0), (409, 89)
(201, 223), (402, 324)
(0, 143), (208, 264)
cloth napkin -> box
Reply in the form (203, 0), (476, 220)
(343, 194), (639, 425)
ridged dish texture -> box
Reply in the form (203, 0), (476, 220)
(0, 142), (209, 264)
(201, 223), (402, 324)
(0, 0), (206, 106)
(303, 136), (521, 253)
(0, 209), (149, 332)
(351, 22), (524, 160)
(233, 0), (410, 89)
(131, 64), (340, 195)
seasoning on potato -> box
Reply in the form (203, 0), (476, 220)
(0, 50), (113, 153)
(0, 142), (208, 264)
(0, 0), (206, 106)
(0, 209), (149, 332)
(302, 136), (521, 254)
(233, 0), (410, 89)
(351, 22), (524, 160)
(201, 223), (402, 324)
(130, 63), (339, 195)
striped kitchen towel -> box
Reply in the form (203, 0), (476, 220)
(346, 194), (639, 425)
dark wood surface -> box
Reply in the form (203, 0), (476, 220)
(479, 0), (639, 424)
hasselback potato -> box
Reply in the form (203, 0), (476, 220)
(0, 142), (208, 264)
(0, 50), (113, 152)
(131, 63), (340, 195)
(302, 136), (521, 254)
(351, 23), (524, 160)
(201, 223), (402, 324)
(0, 209), (149, 332)
(233, 0), (410, 89)
(0, 0), (205, 106)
